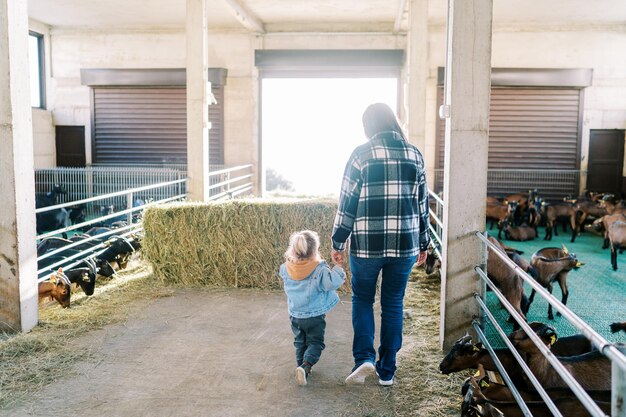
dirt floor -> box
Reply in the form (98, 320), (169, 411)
(2, 289), (426, 417)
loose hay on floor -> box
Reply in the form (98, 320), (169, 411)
(142, 198), (348, 289)
(394, 267), (465, 417)
(0, 262), (174, 410)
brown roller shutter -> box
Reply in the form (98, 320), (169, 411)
(93, 86), (224, 165)
(435, 87), (582, 198)
(93, 87), (187, 164)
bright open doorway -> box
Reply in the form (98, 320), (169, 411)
(262, 78), (398, 196)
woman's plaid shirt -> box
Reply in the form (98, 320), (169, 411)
(331, 131), (430, 258)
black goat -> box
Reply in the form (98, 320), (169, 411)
(35, 183), (66, 208)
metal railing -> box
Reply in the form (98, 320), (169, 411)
(36, 164), (255, 281)
(36, 179), (186, 280)
(432, 169), (584, 202)
(428, 189), (444, 259)
(474, 231), (626, 417)
(35, 164), (252, 219)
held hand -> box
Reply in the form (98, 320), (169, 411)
(416, 251), (427, 267)
(331, 249), (345, 266)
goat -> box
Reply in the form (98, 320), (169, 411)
(35, 184), (71, 236)
(486, 200), (517, 239)
(464, 375), (611, 417)
(599, 198), (626, 215)
(68, 204), (86, 225)
(509, 322), (611, 391)
(38, 269), (71, 308)
(486, 237), (534, 328)
(541, 202), (576, 240)
(571, 199), (607, 242)
(65, 266), (97, 296)
(609, 220), (626, 270)
(611, 321), (626, 333)
(37, 237), (73, 256)
(96, 235), (140, 270)
(504, 193), (529, 225)
(425, 244), (441, 275)
(36, 208), (70, 236)
(600, 213), (626, 249)
(439, 333), (594, 386)
(527, 197), (542, 233)
(503, 223), (537, 241)
(35, 183), (66, 208)
(528, 245), (582, 320)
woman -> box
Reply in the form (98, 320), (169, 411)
(331, 102), (430, 386)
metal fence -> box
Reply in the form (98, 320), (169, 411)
(473, 232), (626, 417)
(36, 164), (255, 280)
(432, 169), (584, 202)
(428, 188), (625, 416)
(34, 164), (249, 218)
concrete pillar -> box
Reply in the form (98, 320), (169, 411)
(186, 0), (210, 202)
(439, 0), (493, 350)
(406, 0), (428, 152)
(0, 0), (39, 332)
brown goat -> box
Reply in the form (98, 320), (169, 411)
(439, 333), (593, 387)
(38, 269), (71, 308)
(611, 321), (626, 333)
(600, 213), (626, 249)
(528, 245), (582, 320)
(600, 198), (626, 215)
(509, 322), (611, 391)
(571, 199), (607, 242)
(609, 220), (626, 270)
(503, 223), (537, 241)
(486, 200), (517, 239)
(541, 202), (576, 240)
(486, 237), (533, 328)
(465, 375), (611, 417)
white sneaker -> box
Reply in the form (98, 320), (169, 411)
(345, 362), (376, 385)
(378, 377), (394, 386)
(376, 370), (394, 386)
(296, 366), (307, 386)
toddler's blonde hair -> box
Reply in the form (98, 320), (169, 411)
(285, 230), (320, 262)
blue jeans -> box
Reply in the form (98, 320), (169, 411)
(290, 315), (326, 366)
(350, 255), (417, 381)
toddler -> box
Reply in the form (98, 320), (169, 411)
(279, 230), (346, 386)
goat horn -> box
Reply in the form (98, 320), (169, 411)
(561, 244), (569, 255)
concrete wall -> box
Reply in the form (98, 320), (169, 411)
(29, 21), (626, 191)
(32, 108), (55, 167)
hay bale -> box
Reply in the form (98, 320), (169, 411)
(143, 198), (350, 289)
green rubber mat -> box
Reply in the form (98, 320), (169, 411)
(482, 226), (626, 348)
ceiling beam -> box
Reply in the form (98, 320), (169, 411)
(394, 0), (408, 33)
(220, 0), (265, 33)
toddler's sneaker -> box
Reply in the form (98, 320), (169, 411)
(377, 371), (394, 386)
(296, 362), (312, 386)
(345, 362), (376, 385)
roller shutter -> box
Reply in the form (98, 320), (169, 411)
(209, 85), (224, 165)
(435, 87), (582, 198)
(93, 86), (224, 165)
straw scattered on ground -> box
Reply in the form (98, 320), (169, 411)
(393, 268), (466, 417)
(0, 261), (174, 410)
(1, 258), (465, 416)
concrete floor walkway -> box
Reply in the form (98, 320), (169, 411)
(6, 289), (395, 417)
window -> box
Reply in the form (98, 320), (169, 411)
(29, 32), (45, 108)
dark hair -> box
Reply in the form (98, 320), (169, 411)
(362, 103), (406, 140)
